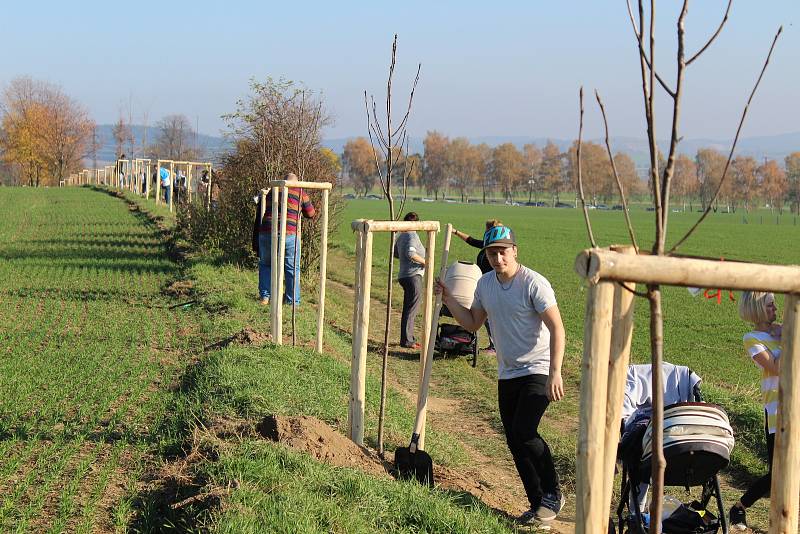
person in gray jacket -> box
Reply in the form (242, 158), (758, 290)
(394, 212), (426, 349)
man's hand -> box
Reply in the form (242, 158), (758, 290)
(546, 371), (564, 402)
(434, 278), (449, 300)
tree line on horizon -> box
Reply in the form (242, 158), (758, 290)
(343, 132), (800, 214)
(2, 75), (800, 216)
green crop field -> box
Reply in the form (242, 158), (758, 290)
(0, 188), (796, 532)
(0, 187), (199, 531)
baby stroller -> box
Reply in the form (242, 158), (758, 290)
(434, 261), (481, 366)
(613, 363), (734, 533)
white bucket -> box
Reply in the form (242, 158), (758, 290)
(444, 261), (482, 309)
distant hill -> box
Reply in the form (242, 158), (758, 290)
(90, 124), (232, 165)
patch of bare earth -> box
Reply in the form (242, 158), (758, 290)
(163, 279), (194, 298)
(204, 328), (271, 352)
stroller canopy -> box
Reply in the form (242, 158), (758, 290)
(621, 362), (702, 433)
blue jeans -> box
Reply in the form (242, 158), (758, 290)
(258, 233), (301, 303)
(163, 185), (171, 205)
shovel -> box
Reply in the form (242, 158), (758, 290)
(395, 223), (453, 485)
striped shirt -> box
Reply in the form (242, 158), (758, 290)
(744, 330), (782, 434)
(257, 187), (316, 235)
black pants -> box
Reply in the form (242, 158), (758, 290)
(399, 275), (423, 346)
(741, 412), (775, 508)
(498, 374), (559, 508)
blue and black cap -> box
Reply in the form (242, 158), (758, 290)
(482, 225), (516, 251)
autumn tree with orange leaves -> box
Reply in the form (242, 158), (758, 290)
(342, 137), (380, 196)
(0, 77), (94, 186)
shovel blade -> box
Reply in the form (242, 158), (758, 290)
(394, 447), (434, 486)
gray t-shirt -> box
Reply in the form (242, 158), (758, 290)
(394, 231), (425, 279)
(472, 265), (557, 380)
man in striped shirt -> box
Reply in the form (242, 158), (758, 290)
(252, 173), (316, 305)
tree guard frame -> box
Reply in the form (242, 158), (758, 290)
(170, 160), (213, 206)
(154, 159), (176, 211)
(347, 219), (440, 447)
(261, 180), (332, 352)
(131, 158), (152, 197)
(574, 246), (800, 533)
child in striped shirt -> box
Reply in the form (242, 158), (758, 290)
(729, 291), (782, 530)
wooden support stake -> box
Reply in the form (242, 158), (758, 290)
(416, 226), (445, 451)
(315, 189), (329, 353)
(274, 186), (289, 344)
(207, 164), (212, 210)
(600, 247), (637, 522)
(270, 186), (280, 339)
(769, 293), (800, 533)
(576, 280), (615, 533)
(348, 226), (373, 445)
(291, 196), (302, 346)
(168, 161), (174, 212)
(155, 160), (162, 204)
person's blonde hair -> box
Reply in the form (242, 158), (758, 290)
(739, 291), (773, 324)
(485, 219), (503, 230)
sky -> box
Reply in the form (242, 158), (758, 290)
(2, 1), (796, 143)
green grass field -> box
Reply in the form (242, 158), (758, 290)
(0, 187), (201, 531)
(0, 188), (795, 532)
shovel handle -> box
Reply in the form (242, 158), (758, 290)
(411, 223), (453, 439)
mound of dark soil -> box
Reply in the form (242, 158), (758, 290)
(257, 415), (392, 479)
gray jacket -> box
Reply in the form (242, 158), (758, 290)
(394, 231), (425, 279)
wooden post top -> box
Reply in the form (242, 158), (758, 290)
(268, 180), (333, 190)
(575, 247), (800, 293)
(350, 220), (441, 233)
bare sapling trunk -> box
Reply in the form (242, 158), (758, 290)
(615, 1), (779, 530)
(365, 35), (421, 456)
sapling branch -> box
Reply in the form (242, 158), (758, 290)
(575, 87), (597, 248)
(595, 90), (638, 251)
(669, 26), (782, 254)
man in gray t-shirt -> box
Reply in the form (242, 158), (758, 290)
(393, 212), (426, 349)
(436, 224), (566, 525)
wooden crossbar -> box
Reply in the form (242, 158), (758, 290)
(350, 220), (440, 233)
(268, 179), (332, 190)
(576, 248), (800, 293)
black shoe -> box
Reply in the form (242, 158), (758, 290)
(729, 505), (747, 530)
